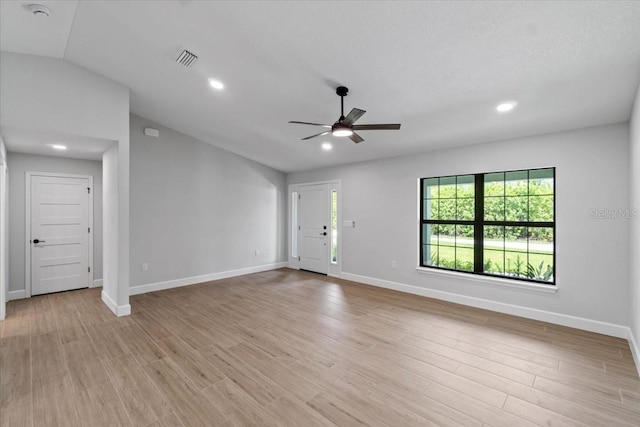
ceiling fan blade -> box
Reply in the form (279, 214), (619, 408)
(289, 121), (331, 128)
(352, 124), (401, 130)
(302, 131), (330, 140)
(342, 108), (366, 126)
(349, 132), (364, 144)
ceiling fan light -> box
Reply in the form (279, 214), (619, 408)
(333, 128), (353, 137)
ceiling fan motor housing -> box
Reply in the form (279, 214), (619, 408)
(336, 86), (349, 97)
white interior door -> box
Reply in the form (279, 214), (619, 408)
(299, 183), (329, 274)
(30, 175), (90, 295)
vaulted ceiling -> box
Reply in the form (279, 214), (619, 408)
(2, 1), (639, 172)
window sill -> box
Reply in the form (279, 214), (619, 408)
(415, 267), (558, 294)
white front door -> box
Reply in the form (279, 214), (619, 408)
(30, 175), (90, 295)
(299, 183), (329, 274)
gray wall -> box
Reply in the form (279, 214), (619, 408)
(288, 123), (631, 327)
(7, 153), (103, 294)
(129, 115), (286, 288)
(630, 82), (640, 351)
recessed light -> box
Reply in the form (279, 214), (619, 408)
(49, 144), (67, 150)
(208, 78), (224, 90)
(496, 101), (517, 113)
(28, 4), (51, 17)
(321, 142), (332, 151)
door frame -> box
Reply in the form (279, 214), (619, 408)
(288, 180), (342, 277)
(25, 171), (94, 297)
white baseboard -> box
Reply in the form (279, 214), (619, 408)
(91, 279), (103, 288)
(129, 262), (288, 296)
(101, 290), (131, 317)
(340, 272), (629, 339)
(628, 328), (640, 377)
(7, 290), (27, 301)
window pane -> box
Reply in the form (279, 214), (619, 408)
(484, 226), (504, 250)
(529, 168), (554, 196)
(437, 224), (455, 245)
(438, 198), (456, 220)
(423, 244), (438, 266)
(331, 190), (338, 264)
(483, 249), (504, 274)
(484, 172), (504, 196)
(505, 226), (527, 252)
(439, 176), (456, 198)
(456, 225), (474, 243)
(455, 225), (474, 271)
(457, 197), (475, 220)
(505, 251), (528, 277)
(528, 227), (554, 252)
(456, 246), (474, 271)
(506, 170), (528, 196)
(484, 196), (504, 221)
(423, 223), (436, 245)
(423, 198), (438, 220)
(529, 195), (554, 221)
(423, 178), (439, 199)
(436, 244), (455, 269)
(525, 253), (554, 282)
(456, 175), (474, 198)
(505, 196), (528, 222)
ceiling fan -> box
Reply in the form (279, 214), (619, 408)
(289, 86), (401, 143)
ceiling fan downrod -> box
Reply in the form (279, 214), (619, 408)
(336, 86), (349, 121)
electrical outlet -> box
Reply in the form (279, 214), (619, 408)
(142, 262), (148, 271)
(255, 249), (260, 256)
(391, 260), (397, 269)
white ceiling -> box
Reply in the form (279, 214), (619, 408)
(1, 1), (639, 172)
(0, 0), (77, 58)
(2, 128), (114, 161)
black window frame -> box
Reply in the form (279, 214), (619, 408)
(419, 167), (556, 285)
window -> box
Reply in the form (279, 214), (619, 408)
(420, 168), (555, 284)
(331, 190), (338, 264)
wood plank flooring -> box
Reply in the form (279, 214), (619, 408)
(1, 268), (639, 426)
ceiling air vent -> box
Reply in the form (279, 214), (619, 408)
(176, 49), (198, 68)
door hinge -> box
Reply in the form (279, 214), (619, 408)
(88, 227), (91, 233)
(298, 194), (301, 200)
(87, 187), (90, 194)
(298, 225), (300, 231)
(88, 266), (91, 273)
(298, 256), (300, 261)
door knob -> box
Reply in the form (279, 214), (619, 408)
(33, 239), (46, 244)
(320, 232), (327, 236)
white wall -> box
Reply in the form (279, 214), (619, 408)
(5, 153), (103, 298)
(0, 136), (8, 320)
(102, 144), (122, 311)
(288, 123), (631, 333)
(0, 52), (130, 314)
(129, 115), (286, 293)
(630, 83), (640, 358)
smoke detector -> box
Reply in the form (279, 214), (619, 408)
(28, 4), (51, 17)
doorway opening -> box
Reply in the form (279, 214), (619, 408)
(289, 180), (341, 276)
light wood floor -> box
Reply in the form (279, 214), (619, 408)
(1, 269), (639, 426)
